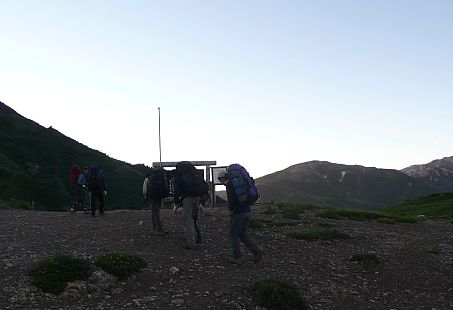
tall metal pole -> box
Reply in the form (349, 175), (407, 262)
(158, 107), (162, 167)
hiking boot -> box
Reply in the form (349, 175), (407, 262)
(99, 211), (105, 216)
(253, 250), (265, 264)
(155, 230), (169, 236)
(227, 257), (243, 265)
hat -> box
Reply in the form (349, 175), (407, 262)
(218, 170), (228, 181)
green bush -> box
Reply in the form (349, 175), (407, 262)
(249, 277), (308, 310)
(30, 253), (91, 294)
(95, 252), (146, 280)
(288, 228), (350, 241)
(351, 253), (380, 268)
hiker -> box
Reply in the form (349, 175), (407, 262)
(142, 167), (169, 235)
(173, 162), (209, 249)
(218, 165), (264, 264)
(70, 164), (84, 213)
(86, 165), (107, 217)
(74, 166), (89, 213)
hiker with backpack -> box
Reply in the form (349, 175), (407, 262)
(76, 166), (89, 213)
(173, 161), (209, 249)
(218, 164), (264, 264)
(142, 167), (169, 235)
(86, 165), (107, 217)
(70, 164), (87, 213)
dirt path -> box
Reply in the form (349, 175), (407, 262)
(0, 208), (452, 309)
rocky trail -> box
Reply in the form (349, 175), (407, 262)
(0, 207), (452, 309)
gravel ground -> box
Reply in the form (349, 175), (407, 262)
(0, 207), (452, 309)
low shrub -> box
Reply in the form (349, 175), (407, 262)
(95, 252), (146, 280)
(30, 253), (91, 294)
(288, 228), (350, 241)
(249, 277), (309, 310)
(350, 253), (380, 268)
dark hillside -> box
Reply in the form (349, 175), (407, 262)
(0, 101), (152, 211)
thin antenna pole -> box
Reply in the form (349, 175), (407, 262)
(158, 107), (162, 167)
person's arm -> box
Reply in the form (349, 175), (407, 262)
(225, 182), (238, 212)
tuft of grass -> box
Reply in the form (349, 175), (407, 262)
(30, 253), (91, 294)
(249, 277), (309, 310)
(318, 208), (418, 223)
(429, 246), (440, 255)
(277, 203), (318, 220)
(95, 252), (146, 280)
(250, 218), (274, 229)
(262, 205), (278, 215)
(250, 218), (298, 230)
(288, 228), (350, 241)
(351, 253), (380, 268)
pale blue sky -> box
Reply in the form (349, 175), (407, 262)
(1, 1), (452, 177)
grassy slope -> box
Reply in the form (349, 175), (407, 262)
(380, 193), (453, 219)
(0, 102), (153, 211)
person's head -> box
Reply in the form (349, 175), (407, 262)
(217, 170), (229, 184)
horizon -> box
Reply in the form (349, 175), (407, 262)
(1, 1), (452, 178)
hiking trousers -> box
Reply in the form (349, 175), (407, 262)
(182, 196), (199, 247)
(149, 198), (163, 230)
(229, 212), (259, 258)
(90, 189), (105, 216)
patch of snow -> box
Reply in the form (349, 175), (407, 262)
(339, 171), (347, 182)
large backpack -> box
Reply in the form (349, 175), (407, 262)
(86, 165), (103, 190)
(146, 168), (169, 199)
(70, 165), (81, 185)
(176, 161), (209, 197)
(227, 164), (260, 206)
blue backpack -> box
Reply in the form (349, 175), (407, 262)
(227, 164), (259, 206)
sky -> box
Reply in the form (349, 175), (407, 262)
(1, 0), (452, 178)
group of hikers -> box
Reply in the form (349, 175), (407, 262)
(70, 161), (264, 264)
(70, 164), (107, 217)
